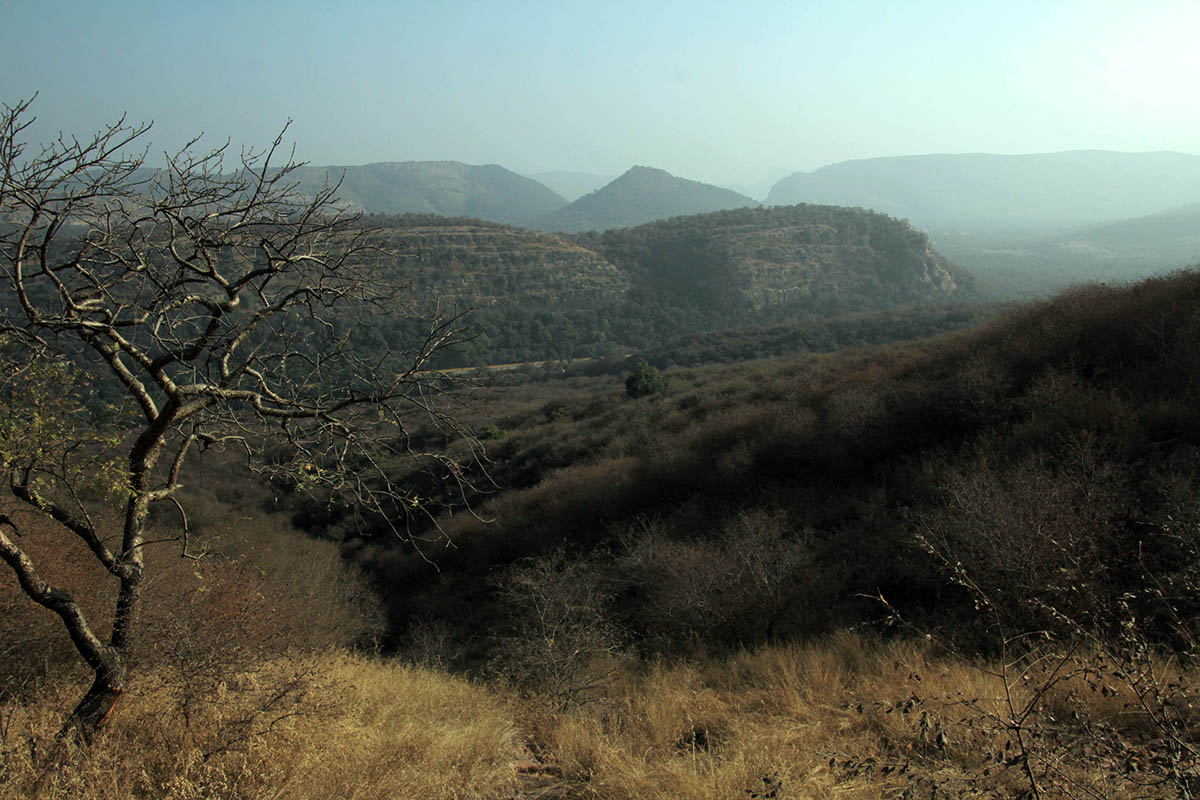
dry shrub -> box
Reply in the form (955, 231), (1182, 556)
(5, 635), (1186, 799)
(467, 455), (640, 541)
(911, 447), (1200, 797)
(917, 432), (1129, 637)
(489, 549), (628, 706)
(616, 509), (812, 652)
(842, 633), (1200, 799)
(0, 510), (114, 696)
(0, 463), (384, 758)
(518, 636), (1003, 800)
(824, 381), (886, 437)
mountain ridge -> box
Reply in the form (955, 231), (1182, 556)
(287, 160), (568, 226)
(348, 204), (972, 366)
(767, 150), (1200, 234)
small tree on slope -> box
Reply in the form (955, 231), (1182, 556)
(625, 360), (667, 398)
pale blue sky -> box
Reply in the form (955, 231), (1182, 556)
(3, 0), (1198, 186)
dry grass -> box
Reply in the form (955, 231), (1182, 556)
(1, 634), (1190, 799)
(518, 634), (1190, 799)
(1, 651), (520, 800)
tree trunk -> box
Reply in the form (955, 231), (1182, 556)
(64, 671), (126, 744)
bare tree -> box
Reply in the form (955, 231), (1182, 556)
(0, 97), (477, 742)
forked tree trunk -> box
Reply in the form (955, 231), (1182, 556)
(65, 566), (143, 744)
(65, 671), (126, 744)
(0, 526), (135, 745)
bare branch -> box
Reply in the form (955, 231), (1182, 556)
(0, 97), (480, 740)
(0, 519), (115, 678)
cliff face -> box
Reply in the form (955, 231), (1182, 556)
(575, 204), (970, 314)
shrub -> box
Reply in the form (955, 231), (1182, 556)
(489, 550), (627, 707)
(625, 361), (668, 398)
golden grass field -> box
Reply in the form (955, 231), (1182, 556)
(3, 632), (1183, 799)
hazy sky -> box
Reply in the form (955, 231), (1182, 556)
(3, 0), (1199, 187)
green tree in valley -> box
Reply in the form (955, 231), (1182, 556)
(625, 360), (668, 398)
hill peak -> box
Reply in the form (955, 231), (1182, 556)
(621, 164), (672, 176)
(531, 166), (756, 233)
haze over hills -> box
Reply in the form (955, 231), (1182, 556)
(717, 167), (797, 204)
(287, 161), (568, 226)
(113, 147), (1200, 300)
(526, 171), (616, 202)
(766, 151), (1200, 235)
(936, 201), (1200, 297)
(1041, 201), (1200, 264)
(530, 166), (758, 233)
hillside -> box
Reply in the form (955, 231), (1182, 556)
(766, 150), (1200, 234)
(530, 165), (756, 233)
(344, 214), (634, 366)
(349, 206), (973, 367)
(288, 161), (569, 225)
(639, 301), (1006, 367)
(574, 204), (970, 314)
(364, 214), (629, 309)
(1038, 201), (1200, 264)
(10, 264), (1200, 799)
(327, 268), (1200, 677)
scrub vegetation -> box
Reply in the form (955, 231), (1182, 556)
(6, 267), (1196, 798)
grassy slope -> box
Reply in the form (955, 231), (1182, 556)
(4, 636), (1183, 799)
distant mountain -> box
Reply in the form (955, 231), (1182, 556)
(572, 204), (970, 314)
(526, 171), (616, 202)
(289, 161), (568, 226)
(767, 151), (1200, 234)
(1040, 202), (1200, 264)
(530, 166), (757, 233)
